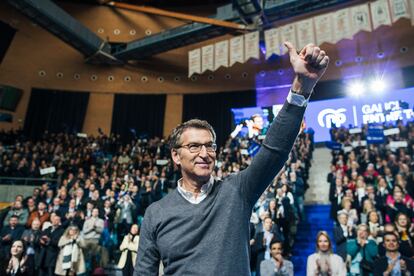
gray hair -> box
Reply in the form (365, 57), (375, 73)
(168, 119), (216, 150)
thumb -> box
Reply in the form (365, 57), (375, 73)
(284, 41), (298, 58)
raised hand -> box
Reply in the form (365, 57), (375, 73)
(284, 42), (329, 98)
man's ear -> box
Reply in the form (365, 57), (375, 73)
(171, 149), (181, 166)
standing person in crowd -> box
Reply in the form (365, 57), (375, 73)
(3, 201), (28, 227)
(21, 218), (42, 276)
(306, 231), (346, 276)
(347, 224), (378, 276)
(116, 194), (136, 245)
(118, 224), (140, 276)
(260, 239), (294, 276)
(38, 214), (65, 276)
(55, 225), (86, 276)
(334, 211), (354, 261)
(134, 42), (330, 275)
(373, 232), (414, 276)
(252, 216), (277, 276)
(394, 212), (414, 258)
(82, 207), (104, 271)
(5, 240), (28, 276)
(26, 201), (49, 228)
(0, 216), (24, 259)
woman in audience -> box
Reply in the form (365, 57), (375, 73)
(347, 224), (378, 276)
(118, 224), (139, 276)
(385, 186), (414, 223)
(339, 197), (358, 228)
(306, 231), (346, 276)
(55, 225), (86, 276)
(5, 240), (28, 276)
(395, 212), (414, 258)
(367, 210), (384, 244)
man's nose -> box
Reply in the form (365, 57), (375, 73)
(198, 145), (209, 156)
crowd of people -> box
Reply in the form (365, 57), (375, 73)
(317, 121), (414, 275)
(0, 121), (313, 275)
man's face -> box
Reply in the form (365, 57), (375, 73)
(270, 242), (283, 259)
(263, 218), (273, 232)
(31, 219), (41, 230)
(253, 116), (264, 130)
(9, 217), (18, 227)
(171, 128), (216, 183)
(384, 234), (399, 252)
(338, 214), (348, 225)
(52, 216), (61, 227)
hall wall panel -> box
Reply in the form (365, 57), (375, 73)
(82, 93), (114, 136)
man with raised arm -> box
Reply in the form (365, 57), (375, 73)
(134, 42), (329, 275)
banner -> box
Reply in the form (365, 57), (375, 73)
(230, 36), (244, 66)
(264, 28), (280, 59)
(201, 45), (214, 73)
(244, 31), (260, 61)
(296, 19), (315, 50)
(188, 48), (201, 77)
(314, 14), (334, 45)
(389, 0), (410, 22)
(367, 125), (385, 144)
(411, 0), (414, 25)
(333, 8), (352, 43)
(214, 40), (229, 70)
(351, 4), (372, 35)
(370, 0), (392, 29)
(280, 24), (296, 55)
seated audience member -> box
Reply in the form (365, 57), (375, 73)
(394, 213), (414, 258)
(306, 231), (346, 276)
(21, 218), (42, 276)
(38, 214), (65, 276)
(0, 216), (25, 258)
(260, 239), (294, 276)
(118, 224), (139, 276)
(55, 225), (86, 276)
(347, 224), (378, 276)
(5, 240), (28, 276)
(373, 232), (414, 276)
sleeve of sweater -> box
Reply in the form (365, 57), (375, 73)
(239, 101), (306, 206)
(134, 204), (161, 275)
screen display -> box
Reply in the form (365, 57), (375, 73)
(232, 87), (414, 142)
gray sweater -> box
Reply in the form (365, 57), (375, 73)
(134, 101), (306, 275)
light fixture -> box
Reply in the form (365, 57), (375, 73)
(347, 81), (364, 97)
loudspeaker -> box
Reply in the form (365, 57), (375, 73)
(0, 85), (22, 112)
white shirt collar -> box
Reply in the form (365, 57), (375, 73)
(177, 176), (214, 204)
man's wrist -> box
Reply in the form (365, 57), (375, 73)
(292, 75), (316, 98)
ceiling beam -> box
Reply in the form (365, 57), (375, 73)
(107, 1), (251, 31)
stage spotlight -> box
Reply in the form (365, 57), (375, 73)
(369, 79), (386, 93)
(348, 82), (364, 97)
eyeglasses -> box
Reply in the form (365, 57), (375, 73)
(177, 142), (217, 153)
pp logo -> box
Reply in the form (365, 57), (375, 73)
(317, 108), (347, 128)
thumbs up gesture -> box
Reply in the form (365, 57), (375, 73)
(284, 42), (329, 98)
